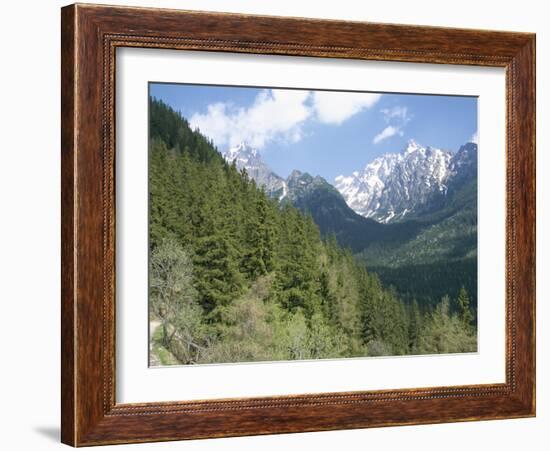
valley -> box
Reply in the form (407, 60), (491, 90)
(224, 139), (478, 309)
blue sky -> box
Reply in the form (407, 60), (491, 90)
(150, 83), (477, 183)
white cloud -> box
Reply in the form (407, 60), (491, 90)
(471, 131), (479, 144)
(190, 89), (311, 149)
(372, 105), (411, 145)
(188, 102), (233, 146)
(312, 91), (382, 125)
(373, 125), (403, 144)
(190, 89), (382, 150)
(381, 106), (411, 124)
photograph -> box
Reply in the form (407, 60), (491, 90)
(148, 83), (479, 366)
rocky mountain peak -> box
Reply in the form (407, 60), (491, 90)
(334, 141), (477, 223)
(404, 138), (422, 155)
(222, 139), (477, 225)
(288, 169), (304, 180)
(223, 142), (287, 199)
(224, 141), (260, 165)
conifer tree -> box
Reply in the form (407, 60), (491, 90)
(408, 299), (422, 353)
(192, 171), (244, 322)
(419, 295), (476, 354)
(457, 286), (473, 328)
(242, 189), (275, 278)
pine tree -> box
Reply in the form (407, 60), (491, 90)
(408, 299), (422, 353)
(192, 173), (244, 322)
(275, 207), (320, 314)
(457, 286), (473, 328)
(242, 189), (275, 278)
(419, 295), (476, 354)
(317, 268), (334, 319)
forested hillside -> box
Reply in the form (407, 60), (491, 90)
(148, 97), (477, 365)
(358, 177), (478, 308)
(224, 139), (478, 311)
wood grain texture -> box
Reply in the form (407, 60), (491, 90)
(60, 5), (76, 445)
(61, 3), (536, 446)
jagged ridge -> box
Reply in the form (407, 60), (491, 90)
(334, 140), (477, 223)
(223, 142), (288, 200)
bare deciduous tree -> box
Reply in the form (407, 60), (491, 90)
(150, 239), (207, 363)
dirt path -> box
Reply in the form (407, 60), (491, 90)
(149, 320), (162, 366)
(149, 319), (161, 338)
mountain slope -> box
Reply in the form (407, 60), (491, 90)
(220, 139), (478, 307)
(148, 97), (440, 362)
(363, 177), (477, 308)
(222, 140), (477, 256)
(335, 140), (477, 223)
(223, 142), (287, 199)
(282, 169), (425, 251)
(221, 148), (424, 251)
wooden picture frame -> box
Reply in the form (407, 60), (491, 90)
(61, 3), (536, 446)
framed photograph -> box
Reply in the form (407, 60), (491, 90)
(61, 3), (536, 446)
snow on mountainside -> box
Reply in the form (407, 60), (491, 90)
(334, 140), (477, 223)
(224, 140), (477, 225)
(223, 142), (287, 199)
(223, 143), (345, 207)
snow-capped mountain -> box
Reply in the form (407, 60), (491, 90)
(223, 142), (287, 199)
(334, 140), (477, 223)
(224, 140), (477, 225)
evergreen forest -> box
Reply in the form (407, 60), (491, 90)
(148, 97), (477, 365)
